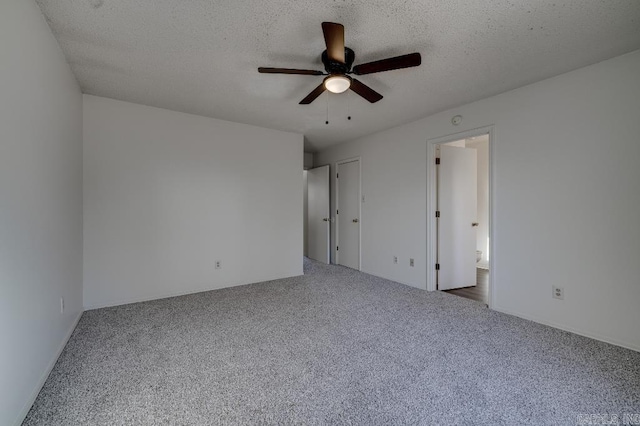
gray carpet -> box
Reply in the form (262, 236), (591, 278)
(24, 259), (640, 425)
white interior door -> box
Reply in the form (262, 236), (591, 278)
(337, 160), (360, 270)
(438, 145), (477, 290)
(307, 165), (330, 263)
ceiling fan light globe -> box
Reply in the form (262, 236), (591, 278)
(324, 75), (351, 93)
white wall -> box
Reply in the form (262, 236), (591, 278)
(0, 1), (83, 425)
(304, 152), (314, 170)
(316, 50), (640, 351)
(317, 125), (429, 288)
(83, 95), (303, 309)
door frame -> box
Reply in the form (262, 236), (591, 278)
(335, 157), (362, 270)
(426, 125), (495, 308)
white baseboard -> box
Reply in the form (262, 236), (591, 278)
(84, 272), (304, 311)
(492, 305), (640, 353)
(13, 311), (83, 426)
(359, 267), (426, 290)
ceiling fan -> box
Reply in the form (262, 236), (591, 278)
(258, 22), (421, 105)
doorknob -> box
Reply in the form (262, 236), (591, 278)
(323, 218), (329, 222)
(352, 218), (359, 223)
(472, 222), (479, 227)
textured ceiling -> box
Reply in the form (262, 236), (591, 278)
(36, 0), (640, 151)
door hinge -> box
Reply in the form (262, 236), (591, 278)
(435, 211), (440, 218)
(435, 263), (440, 270)
(337, 246), (339, 251)
(337, 173), (339, 178)
(435, 158), (440, 165)
(337, 209), (339, 215)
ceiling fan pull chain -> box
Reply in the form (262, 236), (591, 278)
(347, 90), (351, 121)
(326, 91), (329, 125)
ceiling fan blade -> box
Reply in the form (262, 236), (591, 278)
(258, 67), (324, 76)
(299, 83), (327, 104)
(322, 22), (345, 64)
(352, 52), (421, 75)
(350, 79), (383, 103)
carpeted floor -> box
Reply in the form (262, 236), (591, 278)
(24, 259), (640, 425)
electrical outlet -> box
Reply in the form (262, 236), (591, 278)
(393, 256), (398, 264)
(215, 260), (222, 270)
(60, 297), (65, 314)
(410, 258), (414, 267)
(552, 286), (564, 300)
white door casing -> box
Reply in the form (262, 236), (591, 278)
(337, 159), (360, 270)
(438, 145), (477, 290)
(307, 165), (330, 263)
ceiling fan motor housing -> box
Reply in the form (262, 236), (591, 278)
(322, 47), (355, 74)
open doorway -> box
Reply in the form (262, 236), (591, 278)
(303, 152), (331, 264)
(427, 127), (493, 306)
